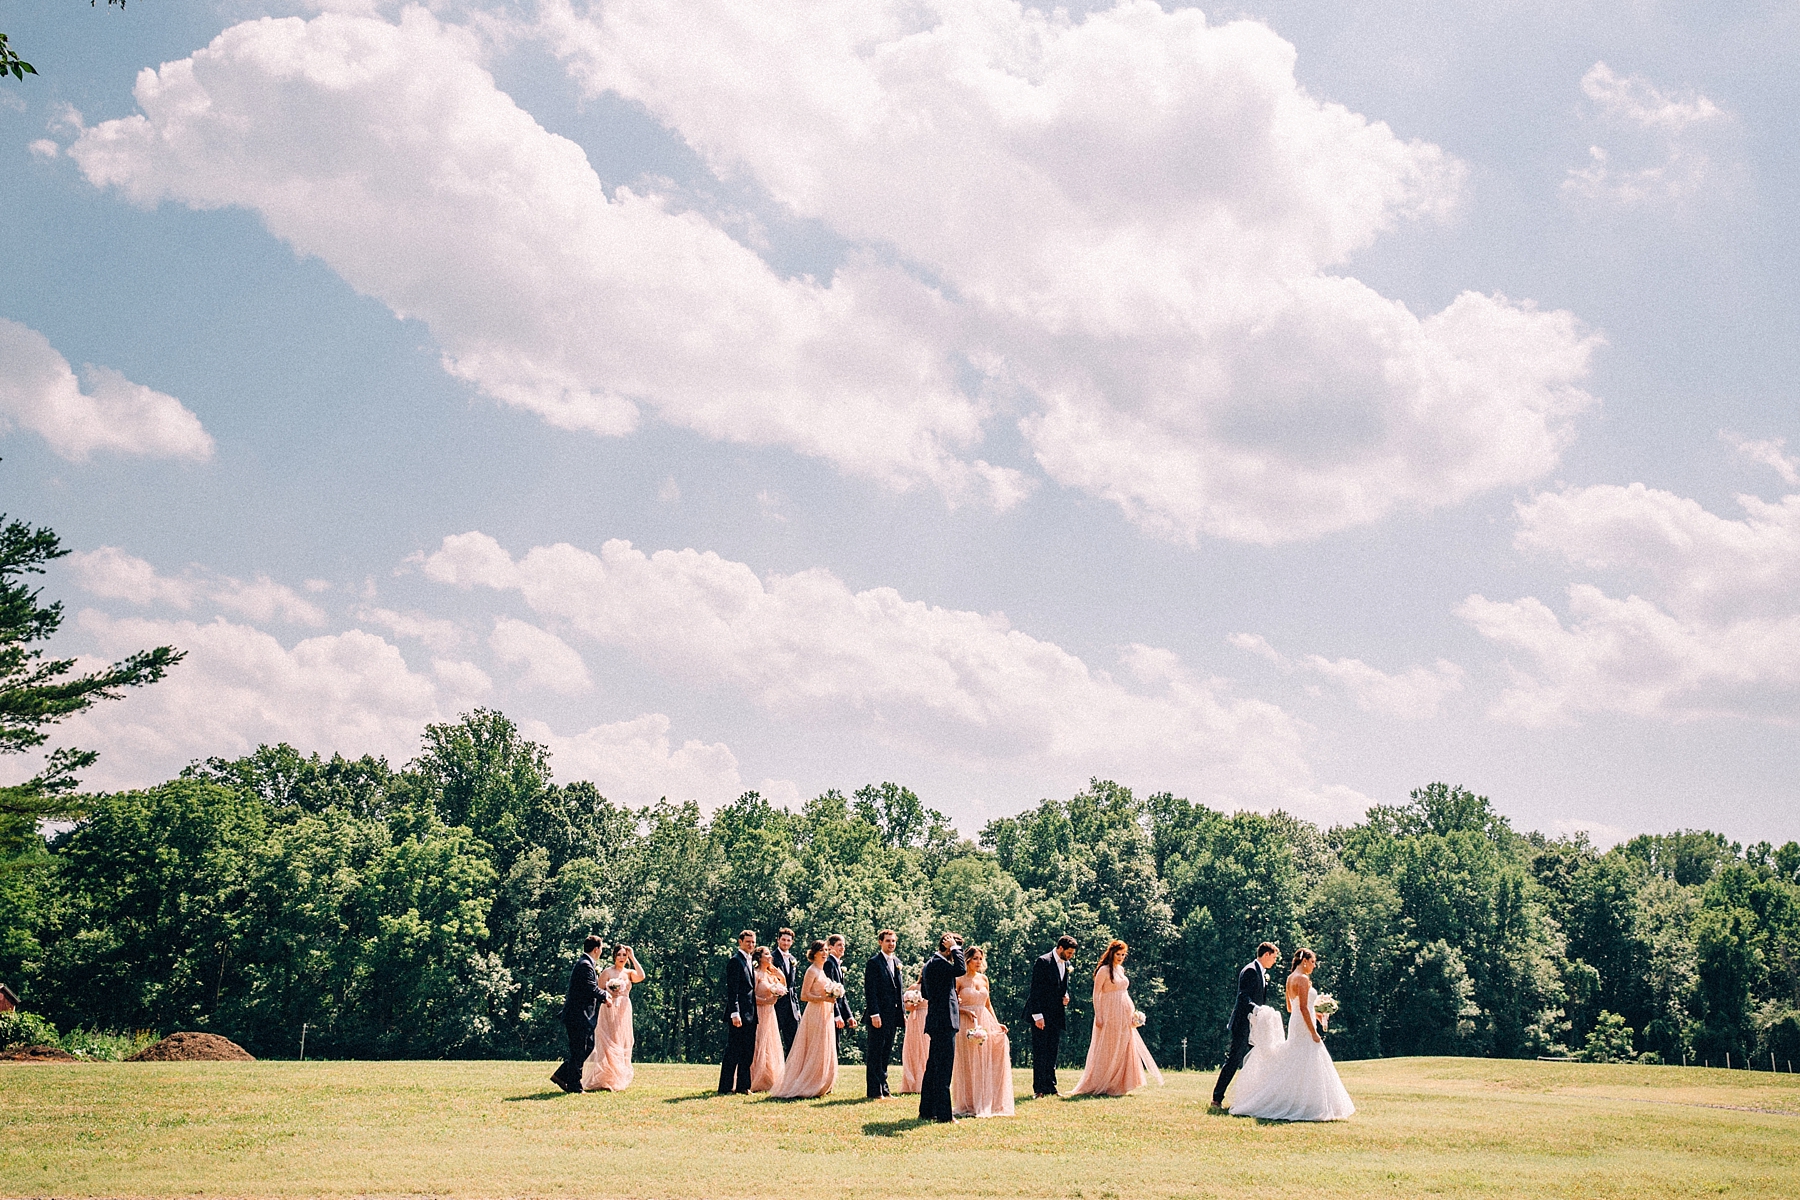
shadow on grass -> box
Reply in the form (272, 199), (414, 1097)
(662, 1090), (723, 1104)
(815, 1095), (877, 1107)
(503, 1091), (569, 1102)
(863, 1117), (931, 1138)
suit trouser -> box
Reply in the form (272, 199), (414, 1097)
(777, 1006), (799, 1056)
(553, 1015), (595, 1090)
(865, 1018), (898, 1096)
(1213, 1023), (1252, 1104)
(1030, 1021), (1062, 1094)
(919, 1031), (957, 1121)
(719, 1020), (757, 1092)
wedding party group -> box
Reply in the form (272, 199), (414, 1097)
(549, 930), (1354, 1124)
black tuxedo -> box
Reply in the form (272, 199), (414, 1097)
(863, 952), (905, 1097)
(1024, 950), (1072, 1095)
(773, 946), (802, 1053)
(918, 947), (964, 1121)
(1212, 958), (1268, 1105)
(823, 954), (855, 1029)
(551, 953), (608, 1092)
(718, 948), (758, 1093)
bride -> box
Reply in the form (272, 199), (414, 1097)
(1226, 948), (1354, 1121)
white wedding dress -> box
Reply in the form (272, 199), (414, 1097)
(1226, 983), (1355, 1121)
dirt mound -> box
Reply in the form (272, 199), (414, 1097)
(0, 1043), (77, 1062)
(126, 1032), (255, 1062)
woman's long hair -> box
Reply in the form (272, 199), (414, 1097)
(1291, 948), (1316, 970)
(1098, 939), (1128, 980)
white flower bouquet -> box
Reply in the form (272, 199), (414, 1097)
(902, 988), (923, 1009)
(769, 982), (789, 998)
(824, 980), (846, 999)
(1312, 992), (1339, 1016)
(605, 976), (626, 993)
(1130, 1009), (1147, 1029)
(965, 1025), (989, 1043)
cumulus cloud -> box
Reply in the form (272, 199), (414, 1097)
(423, 529), (1365, 815)
(67, 7), (1020, 507)
(353, 605), (465, 653)
(524, 713), (749, 808)
(1460, 482), (1800, 725)
(69, 3), (1596, 544)
(544, 0), (1598, 543)
(0, 318), (213, 462)
(489, 616), (592, 694)
(1723, 431), (1800, 487)
(1564, 62), (1729, 206)
(1229, 632), (1463, 719)
(70, 546), (329, 626)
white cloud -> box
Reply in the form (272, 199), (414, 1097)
(67, 7), (1020, 508)
(353, 605), (465, 652)
(525, 713), (746, 808)
(1564, 62), (1728, 206)
(0, 318), (214, 462)
(489, 616), (592, 694)
(1723, 431), (1800, 487)
(1229, 632), (1462, 718)
(69, 547), (328, 627)
(69, 3), (1597, 545)
(1551, 817), (1630, 850)
(544, 0), (1598, 543)
(1460, 482), (1800, 725)
(424, 529), (1365, 816)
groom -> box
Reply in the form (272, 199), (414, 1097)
(918, 931), (965, 1123)
(863, 929), (905, 1098)
(550, 934), (610, 1093)
(1212, 941), (1279, 1108)
(1024, 935), (1078, 1097)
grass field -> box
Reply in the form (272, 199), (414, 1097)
(4, 1058), (1797, 1199)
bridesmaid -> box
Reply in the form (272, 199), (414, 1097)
(899, 966), (928, 1094)
(769, 940), (840, 1099)
(749, 946), (788, 1093)
(950, 946), (1015, 1117)
(581, 943), (645, 1091)
(1072, 940), (1163, 1097)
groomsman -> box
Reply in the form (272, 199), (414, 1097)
(919, 932), (965, 1123)
(1025, 934), (1078, 1097)
(550, 934), (610, 1093)
(1212, 941), (1279, 1108)
(824, 935), (856, 1032)
(863, 929), (905, 1098)
(772, 927), (802, 1054)
(719, 929), (759, 1094)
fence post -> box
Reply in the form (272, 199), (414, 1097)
(300, 1022), (308, 1062)
(1182, 1038), (1188, 1071)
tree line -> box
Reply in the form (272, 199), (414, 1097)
(3, 709), (1797, 1070)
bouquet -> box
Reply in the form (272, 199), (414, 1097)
(605, 976), (626, 993)
(824, 980), (846, 999)
(1312, 992), (1339, 1017)
(902, 988), (923, 1009)
(965, 1025), (989, 1044)
(1130, 1009), (1147, 1029)
(770, 982), (789, 998)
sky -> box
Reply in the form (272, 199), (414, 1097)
(2, 0), (1796, 845)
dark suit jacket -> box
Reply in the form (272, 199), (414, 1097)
(723, 949), (758, 1025)
(823, 954), (854, 1025)
(774, 948), (802, 1022)
(561, 954), (607, 1023)
(1024, 951), (1070, 1030)
(1229, 959), (1267, 1035)
(864, 952), (904, 1025)
(921, 948), (965, 1035)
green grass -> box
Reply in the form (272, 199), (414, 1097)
(3, 1058), (1796, 1198)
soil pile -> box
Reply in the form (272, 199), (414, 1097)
(126, 1032), (255, 1062)
(0, 1044), (78, 1062)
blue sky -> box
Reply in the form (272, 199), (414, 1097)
(2, 0), (1796, 843)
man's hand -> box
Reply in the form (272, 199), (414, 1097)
(1034, 1016), (1045, 1030)
(731, 1013), (742, 1027)
(1063, 994), (1071, 1005)
(870, 1014), (882, 1028)
(835, 1017), (845, 1030)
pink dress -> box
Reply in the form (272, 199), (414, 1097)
(769, 965), (838, 1099)
(750, 969), (789, 1093)
(581, 965), (637, 1091)
(950, 973), (1015, 1117)
(900, 985), (928, 1094)
(1073, 966), (1163, 1096)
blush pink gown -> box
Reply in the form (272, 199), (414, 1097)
(581, 965), (637, 1091)
(769, 965), (838, 1099)
(1073, 966), (1164, 1097)
(750, 969), (788, 1093)
(900, 986), (928, 1094)
(950, 973), (1015, 1117)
